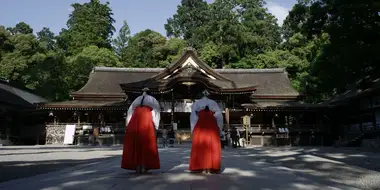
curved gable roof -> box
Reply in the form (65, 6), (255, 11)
(71, 47), (299, 99)
(71, 66), (299, 99)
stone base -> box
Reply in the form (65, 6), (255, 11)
(0, 139), (13, 146)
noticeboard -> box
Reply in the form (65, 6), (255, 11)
(242, 115), (251, 126)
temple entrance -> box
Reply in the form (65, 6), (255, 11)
(158, 82), (228, 132)
(160, 109), (191, 130)
(173, 112), (191, 130)
(159, 82), (209, 131)
(173, 82), (208, 100)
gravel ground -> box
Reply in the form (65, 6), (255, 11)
(0, 145), (123, 183)
(237, 146), (380, 190)
(1, 145), (380, 189)
(0, 146), (363, 190)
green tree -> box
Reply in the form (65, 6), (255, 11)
(0, 33), (40, 82)
(204, 0), (241, 68)
(66, 45), (121, 90)
(27, 52), (70, 100)
(157, 38), (187, 67)
(123, 29), (167, 67)
(37, 27), (56, 51)
(0, 27), (70, 100)
(304, 0), (380, 101)
(7, 22), (33, 35)
(165, 0), (210, 48)
(59, 0), (115, 55)
(237, 0), (282, 54)
(113, 20), (131, 62)
(195, 0), (281, 68)
(282, 0), (312, 40)
(0, 26), (13, 61)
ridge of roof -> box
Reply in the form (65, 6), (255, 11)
(93, 66), (286, 74)
(0, 79), (46, 99)
(93, 67), (164, 72)
(0, 79), (48, 104)
(217, 68), (285, 73)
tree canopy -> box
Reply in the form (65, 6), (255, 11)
(0, 0), (378, 103)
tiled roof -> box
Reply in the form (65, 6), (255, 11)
(0, 80), (47, 109)
(72, 66), (298, 97)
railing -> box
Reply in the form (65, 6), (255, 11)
(159, 100), (226, 112)
(223, 124), (328, 133)
(363, 124), (380, 132)
(46, 123), (124, 128)
(343, 124), (380, 134)
(45, 122), (329, 134)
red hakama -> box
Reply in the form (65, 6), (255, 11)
(189, 110), (221, 172)
(121, 106), (160, 170)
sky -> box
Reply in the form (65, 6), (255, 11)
(0, 0), (296, 36)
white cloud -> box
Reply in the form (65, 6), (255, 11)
(68, 7), (74, 13)
(266, 1), (290, 26)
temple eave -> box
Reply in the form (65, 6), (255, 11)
(122, 87), (256, 95)
(241, 101), (329, 110)
(38, 100), (129, 110)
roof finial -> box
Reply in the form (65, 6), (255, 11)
(202, 89), (210, 97)
(142, 87), (149, 96)
(183, 47), (198, 56)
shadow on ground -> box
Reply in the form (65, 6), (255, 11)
(236, 146), (380, 190)
(0, 146), (369, 190)
(0, 156), (119, 183)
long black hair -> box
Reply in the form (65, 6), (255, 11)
(204, 105), (210, 112)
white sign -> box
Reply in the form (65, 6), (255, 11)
(172, 123), (178, 130)
(82, 125), (92, 130)
(160, 100), (225, 113)
(63, 125), (76, 145)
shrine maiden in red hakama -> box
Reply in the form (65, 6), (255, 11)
(121, 88), (160, 173)
(189, 90), (223, 173)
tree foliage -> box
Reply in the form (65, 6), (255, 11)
(113, 20), (131, 62)
(0, 0), (377, 103)
(59, 0), (115, 55)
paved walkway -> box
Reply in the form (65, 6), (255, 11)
(0, 145), (365, 190)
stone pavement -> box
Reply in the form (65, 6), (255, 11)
(0, 145), (364, 190)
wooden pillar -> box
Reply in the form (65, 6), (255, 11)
(359, 113), (363, 132)
(53, 116), (57, 126)
(225, 95), (229, 130)
(370, 97), (377, 130)
(36, 124), (40, 145)
(225, 108), (230, 130)
(85, 112), (90, 123)
(263, 111), (266, 128)
(356, 99), (363, 132)
(285, 113), (289, 126)
(77, 111), (81, 126)
(232, 95), (235, 109)
(171, 90), (175, 124)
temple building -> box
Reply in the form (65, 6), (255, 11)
(0, 79), (47, 145)
(39, 48), (329, 146)
(327, 76), (380, 148)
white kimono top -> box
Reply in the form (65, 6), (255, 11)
(126, 94), (161, 130)
(190, 97), (223, 133)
